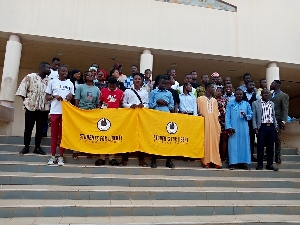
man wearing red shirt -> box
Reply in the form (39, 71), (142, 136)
(95, 76), (123, 166)
(99, 76), (123, 109)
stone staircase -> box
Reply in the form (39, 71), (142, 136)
(0, 135), (300, 225)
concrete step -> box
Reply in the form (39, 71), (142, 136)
(0, 142), (299, 156)
(1, 185), (300, 201)
(1, 214), (300, 224)
(0, 199), (300, 217)
(1, 150), (300, 169)
(0, 136), (51, 146)
(1, 171), (300, 188)
(1, 161), (300, 178)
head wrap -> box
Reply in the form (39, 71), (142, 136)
(89, 66), (98, 72)
(98, 69), (108, 80)
(211, 72), (220, 77)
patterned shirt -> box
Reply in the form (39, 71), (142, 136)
(196, 86), (205, 97)
(216, 97), (229, 132)
(124, 76), (146, 89)
(261, 99), (274, 123)
(15, 73), (50, 111)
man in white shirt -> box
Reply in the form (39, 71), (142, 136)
(45, 66), (74, 166)
(121, 73), (149, 167)
(167, 68), (180, 91)
(48, 57), (60, 80)
(252, 89), (279, 171)
(178, 74), (196, 96)
(122, 74), (149, 109)
(179, 83), (197, 115)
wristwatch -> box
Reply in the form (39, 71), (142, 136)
(282, 121), (286, 124)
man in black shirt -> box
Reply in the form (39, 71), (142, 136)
(166, 75), (180, 113)
(191, 71), (200, 88)
(242, 80), (260, 162)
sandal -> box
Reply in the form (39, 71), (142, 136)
(202, 163), (209, 168)
(139, 160), (148, 167)
(240, 164), (251, 170)
(215, 165), (222, 169)
(118, 160), (128, 166)
(244, 166), (251, 170)
(72, 153), (78, 160)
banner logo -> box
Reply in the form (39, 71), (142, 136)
(166, 122), (178, 134)
(97, 118), (111, 131)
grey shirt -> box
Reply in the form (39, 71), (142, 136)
(75, 83), (100, 109)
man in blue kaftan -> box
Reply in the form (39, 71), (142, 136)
(225, 89), (253, 170)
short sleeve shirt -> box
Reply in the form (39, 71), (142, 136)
(99, 88), (123, 108)
(15, 73), (50, 111)
(45, 79), (75, 114)
(75, 83), (100, 109)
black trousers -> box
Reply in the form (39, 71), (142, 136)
(24, 109), (49, 148)
(257, 124), (276, 167)
(275, 119), (282, 157)
(248, 120), (255, 158)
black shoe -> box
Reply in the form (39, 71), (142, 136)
(109, 159), (119, 166)
(95, 158), (105, 166)
(263, 155), (267, 161)
(256, 166), (263, 170)
(166, 160), (175, 169)
(275, 156), (281, 164)
(33, 147), (46, 155)
(19, 147), (29, 154)
(266, 165), (279, 171)
(151, 160), (157, 168)
(251, 157), (257, 162)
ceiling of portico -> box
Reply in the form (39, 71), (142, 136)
(0, 34), (300, 100)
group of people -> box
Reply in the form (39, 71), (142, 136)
(16, 57), (289, 171)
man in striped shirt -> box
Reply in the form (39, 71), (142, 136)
(252, 89), (279, 171)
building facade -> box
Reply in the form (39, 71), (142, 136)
(0, 0), (299, 135)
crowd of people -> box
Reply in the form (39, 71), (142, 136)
(15, 57), (289, 171)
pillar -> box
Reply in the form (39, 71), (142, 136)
(140, 49), (153, 77)
(266, 62), (280, 90)
(0, 34), (22, 108)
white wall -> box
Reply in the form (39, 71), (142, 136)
(0, 67), (35, 136)
(0, 0), (299, 65)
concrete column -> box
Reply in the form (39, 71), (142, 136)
(266, 62), (280, 90)
(0, 34), (22, 108)
(140, 49), (153, 78)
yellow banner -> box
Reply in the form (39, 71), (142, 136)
(61, 101), (138, 154)
(61, 101), (204, 158)
(138, 109), (204, 158)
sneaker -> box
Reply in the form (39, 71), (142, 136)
(47, 156), (56, 165)
(57, 157), (65, 166)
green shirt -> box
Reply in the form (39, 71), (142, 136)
(75, 83), (100, 109)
